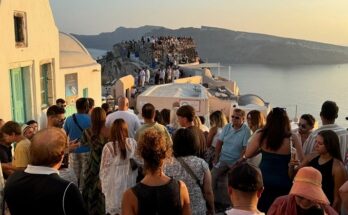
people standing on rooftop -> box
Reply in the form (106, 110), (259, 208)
(145, 67), (151, 84)
(297, 114), (316, 145)
(81, 107), (109, 215)
(295, 130), (347, 212)
(245, 107), (304, 213)
(165, 128), (214, 215)
(177, 105), (207, 160)
(139, 68), (146, 88)
(121, 129), (191, 215)
(100, 118), (138, 215)
(226, 162), (265, 215)
(212, 108), (251, 212)
(105, 96), (141, 138)
(64, 98), (91, 190)
(4, 128), (88, 215)
(302, 101), (348, 163)
(1, 121), (30, 170)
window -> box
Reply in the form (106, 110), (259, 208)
(14, 11), (27, 47)
(40, 64), (53, 109)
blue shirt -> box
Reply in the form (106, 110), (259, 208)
(218, 123), (251, 164)
(64, 113), (91, 153)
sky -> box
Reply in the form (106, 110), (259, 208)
(49, 0), (348, 46)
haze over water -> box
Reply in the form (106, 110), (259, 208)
(215, 64), (348, 128)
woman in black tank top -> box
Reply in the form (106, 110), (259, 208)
(301, 130), (347, 213)
(121, 128), (191, 215)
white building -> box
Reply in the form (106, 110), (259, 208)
(0, 0), (101, 123)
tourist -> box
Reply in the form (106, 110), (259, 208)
(206, 110), (228, 169)
(268, 167), (337, 215)
(246, 110), (266, 167)
(199, 116), (210, 133)
(226, 162), (265, 215)
(159, 67), (166, 84)
(4, 128), (88, 215)
(302, 101), (348, 162)
(245, 107), (303, 213)
(139, 68), (146, 87)
(135, 103), (172, 147)
(105, 96), (141, 138)
(160, 108), (171, 126)
(154, 109), (164, 125)
(1, 121), (30, 170)
(39, 98), (66, 129)
(46, 105), (78, 185)
(177, 105), (207, 159)
(121, 129), (191, 215)
(145, 67), (151, 84)
(295, 130), (347, 212)
(100, 119), (138, 215)
(165, 128), (214, 215)
(87, 97), (95, 115)
(26, 120), (39, 133)
(21, 124), (35, 140)
(297, 114), (316, 145)
(81, 107), (109, 215)
(212, 108), (251, 211)
(101, 102), (113, 115)
(56, 98), (66, 108)
(0, 132), (15, 178)
(64, 98), (91, 190)
(155, 68), (160, 84)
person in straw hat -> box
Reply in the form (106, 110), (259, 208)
(268, 166), (337, 215)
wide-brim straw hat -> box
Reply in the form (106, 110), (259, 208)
(289, 166), (330, 205)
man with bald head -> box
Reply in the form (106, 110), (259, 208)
(105, 96), (141, 138)
(4, 128), (87, 215)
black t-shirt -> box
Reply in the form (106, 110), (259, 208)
(5, 171), (88, 215)
(0, 143), (12, 163)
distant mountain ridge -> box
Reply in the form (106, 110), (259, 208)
(73, 26), (348, 65)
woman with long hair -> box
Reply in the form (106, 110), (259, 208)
(122, 129), (191, 215)
(245, 107), (304, 213)
(165, 128), (215, 215)
(298, 130), (347, 212)
(206, 110), (228, 169)
(100, 118), (137, 215)
(81, 107), (109, 215)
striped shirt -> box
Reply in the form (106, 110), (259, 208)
(302, 124), (348, 161)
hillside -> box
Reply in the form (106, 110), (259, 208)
(73, 26), (348, 65)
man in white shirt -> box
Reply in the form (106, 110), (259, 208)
(226, 162), (265, 215)
(105, 96), (141, 138)
(302, 100), (348, 161)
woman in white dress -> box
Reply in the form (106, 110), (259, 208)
(100, 118), (138, 215)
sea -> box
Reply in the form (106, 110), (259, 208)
(88, 48), (348, 128)
(213, 64), (348, 128)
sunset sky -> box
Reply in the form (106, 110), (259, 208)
(50, 0), (348, 46)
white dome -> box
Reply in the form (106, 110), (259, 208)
(59, 32), (98, 68)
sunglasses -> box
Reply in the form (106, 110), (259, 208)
(231, 115), (241, 120)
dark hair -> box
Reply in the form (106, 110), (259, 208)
(154, 110), (164, 125)
(101, 103), (110, 113)
(1, 121), (21, 135)
(46, 105), (65, 117)
(87, 98), (95, 110)
(176, 105), (195, 122)
(76, 98), (89, 113)
(318, 130), (342, 161)
(228, 162), (263, 192)
(160, 109), (170, 125)
(173, 128), (199, 157)
(26, 120), (38, 125)
(90, 107), (106, 136)
(199, 116), (206, 125)
(56, 98), (65, 105)
(142, 103), (155, 119)
(320, 101), (338, 121)
(110, 118), (128, 159)
(260, 107), (291, 151)
(138, 128), (171, 173)
(300, 114), (315, 128)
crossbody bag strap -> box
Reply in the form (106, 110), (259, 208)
(176, 157), (204, 192)
(72, 114), (84, 132)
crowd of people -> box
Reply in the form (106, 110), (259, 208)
(1, 97), (348, 215)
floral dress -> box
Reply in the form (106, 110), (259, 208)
(81, 129), (107, 215)
(100, 138), (138, 215)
